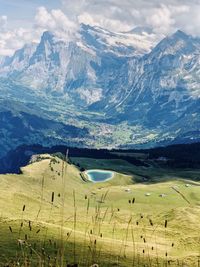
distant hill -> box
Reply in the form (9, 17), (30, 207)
(1, 142), (200, 174)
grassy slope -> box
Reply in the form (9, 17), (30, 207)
(0, 155), (200, 266)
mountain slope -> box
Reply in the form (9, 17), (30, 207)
(0, 26), (199, 156)
(101, 30), (200, 143)
(0, 25), (158, 106)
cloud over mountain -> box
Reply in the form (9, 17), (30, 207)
(61, 0), (200, 35)
(34, 7), (79, 40)
(0, 0), (200, 56)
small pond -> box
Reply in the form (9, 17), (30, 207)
(86, 169), (114, 183)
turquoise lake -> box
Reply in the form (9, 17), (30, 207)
(86, 170), (114, 182)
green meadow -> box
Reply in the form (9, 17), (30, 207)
(0, 155), (200, 266)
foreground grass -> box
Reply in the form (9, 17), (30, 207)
(0, 155), (200, 266)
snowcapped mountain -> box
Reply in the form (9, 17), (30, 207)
(79, 24), (158, 57)
(0, 24), (159, 106)
(125, 30), (200, 114)
(0, 43), (37, 75)
(114, 30), (200, 144)
(0, 24), (199, 156)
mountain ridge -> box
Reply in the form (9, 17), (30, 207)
(0, 25), (199, 157)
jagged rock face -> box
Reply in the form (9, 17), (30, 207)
(0, 24), (158, 106)
(0, 25), (199, 153)
(112, 31), (200, 124)
(0, 31), (100, 105)
(126, 31), (200, 130)
(87, 30), (200, 140)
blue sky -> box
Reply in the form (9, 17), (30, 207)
(0, 0), (200, 56)
(0, 0), (61, 27)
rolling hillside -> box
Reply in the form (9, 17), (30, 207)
(1, 154), (200, 266)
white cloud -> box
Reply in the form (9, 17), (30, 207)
(0, 15), (7, 31)
(62, 0), (200, 35)
(145, 4), (175, 34)
(0, 0), (200, 56)
(0, 25), (40, 56)
(34, 7), (79, 40)
(0, 7), (79, 56)
(35, 6), (56, 29)
(174, 5), (200, 36)
(78, 12), (132, 32)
